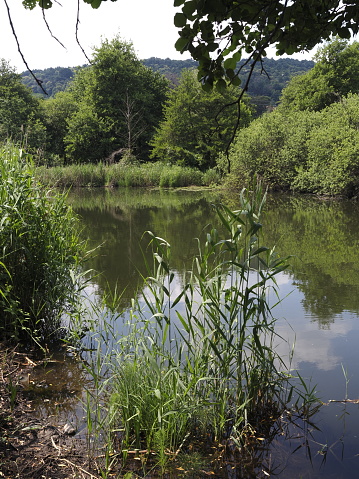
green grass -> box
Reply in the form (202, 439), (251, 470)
(35, 162), (220, 188)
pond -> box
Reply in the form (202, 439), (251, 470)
(49, 188), (359, 477)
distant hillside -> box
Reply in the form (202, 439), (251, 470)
(142, 57), (198, 85)
(21, 66), (85, 97)
(21, 57), (314, 111)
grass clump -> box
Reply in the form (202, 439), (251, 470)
(0, 143), (85, 347)
(84, 186), (319, 476)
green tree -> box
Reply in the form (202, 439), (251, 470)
(64, 37), (169, 163)
(41, 90), (77, 162)
(279, 40), (359, 111)
(151, 69), (252, 170)
(226, 93), (359, 196)
(0, 59), (45, 150)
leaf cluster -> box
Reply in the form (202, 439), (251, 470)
(174, 0), (359, 89)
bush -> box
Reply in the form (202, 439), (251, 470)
(0, 143), (85, 346)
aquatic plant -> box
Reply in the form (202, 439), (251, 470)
(35, 161), (218, 188)
(83, 186), (319, 476)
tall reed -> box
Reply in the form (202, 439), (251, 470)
(35, 162), (218, 188)
(83, 186), (318, 475)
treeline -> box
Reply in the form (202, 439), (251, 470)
(225, 39), (359, 197)
(21, 56), (314, 109)
(4, 36), (359, 196)
(2, 36), (253, 169)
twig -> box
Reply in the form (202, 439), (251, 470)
(3, 0), (47, 94)
(41, 7), (66, 49)
(59, 457), (101, 478)
(51, 435), (61, 456)
(76, 0), (91, 64)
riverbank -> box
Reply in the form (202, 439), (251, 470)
(0, 343), (99, 479)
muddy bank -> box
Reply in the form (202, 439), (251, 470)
(0, 343), (99, 479)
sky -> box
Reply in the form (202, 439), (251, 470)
(0, 0), (314, 73)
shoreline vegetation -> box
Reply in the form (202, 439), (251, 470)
(34, 161), (222, 189)
(0, 143), (321, 478)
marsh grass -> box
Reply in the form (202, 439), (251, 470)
(82, 187), (320, 477)
(0, 143), (86, 347)
(35, 162), (216, 188)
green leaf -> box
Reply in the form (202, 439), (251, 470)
(182, 1), (197, 17)
(215, 78), (227, 93)
(39, 0), (52, 8)
(174, 0), (185, 6)
(90, 0), (102, 8)
(223, 57), (237, 70)
(174, 12), (187, 28)
(175, 37), (189, 52)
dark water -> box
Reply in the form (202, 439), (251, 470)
(38, 188), (359, 477)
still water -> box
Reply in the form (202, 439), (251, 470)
(66, 188), (359, 478)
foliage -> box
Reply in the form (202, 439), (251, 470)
(226, 94), (359, 196)
(61, 36), (169, 163)
(173, 0), (359, 90)
(22, 58), (314, 115)
(41, 90), (78, 162)
(0, 59), (45, 152)
(280, 40), (359, 112)
(35, 161), (216, 188)
(0, 143), (85, 346)
(151, 69), (252, 169)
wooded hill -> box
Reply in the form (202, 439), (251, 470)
(21, 57), (314, 108)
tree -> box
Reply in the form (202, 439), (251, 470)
(173, 0), (359, 91)
(63, 36), (169, 163)
(150, 69), (252, 170)
(41, 90), (77, 162)
(279, 39), (359, 111)
(0, 59), (45, 151)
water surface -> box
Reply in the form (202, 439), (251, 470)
(66, 188), (359, 478)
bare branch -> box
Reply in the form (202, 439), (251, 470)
(76, 0), (91, 64)
(3, 0), (48, 95)
(41, 7), (66, 49)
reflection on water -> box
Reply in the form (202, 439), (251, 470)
(60, 188), (359, 477)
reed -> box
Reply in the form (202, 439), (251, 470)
(0, 142), (86, 347)
(82, 186), (320, 476)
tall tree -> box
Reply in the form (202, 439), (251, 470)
(0, 59), (45, 150)
(150, 69), (252, 170)
(63, 36), (169, 163)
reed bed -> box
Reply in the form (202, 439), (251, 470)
(35, 162), (221, 188)
(82, 187), (320, 477)
(0, 143), (86, 347)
